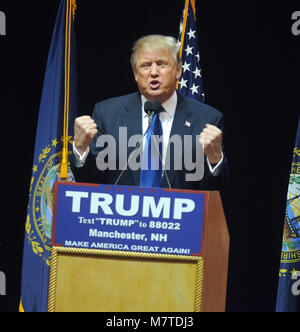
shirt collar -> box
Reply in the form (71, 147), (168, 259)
(141, 91), (177, 118)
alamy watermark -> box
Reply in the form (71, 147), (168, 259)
(0, 271), (6, 296)
(0, 11), (6, 36)
(95, 128), (205, 182)
(291, 271), (300, 296)
(291, 11), (300, 36)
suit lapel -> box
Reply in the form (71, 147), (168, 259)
(163, 94), (194, 188)
(121, 93), (143, 186)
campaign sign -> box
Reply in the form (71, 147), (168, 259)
(52, 182), (207, 256)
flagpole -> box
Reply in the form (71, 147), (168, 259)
(179, 0), (190, 59)
(190, 0), (196, 19)
(60, 0), (76, 179)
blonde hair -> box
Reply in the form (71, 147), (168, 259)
(130, 35), (181, 71)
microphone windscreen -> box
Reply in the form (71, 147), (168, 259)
(144, 101), (153, 114)
(144, 101), (162, 114)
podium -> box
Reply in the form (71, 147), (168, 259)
(48, 182), (229, 312)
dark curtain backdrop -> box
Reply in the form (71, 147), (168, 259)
(0, 0), (299, 312)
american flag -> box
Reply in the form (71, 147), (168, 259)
(177, 0), (204, 102)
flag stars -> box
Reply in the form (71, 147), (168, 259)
(52, 138), (58, 147)
(177, 5), (203, 102)
(33, 165), (38, 173)
(190, 84), (199, 95)
(182, 9), (188, 18)
(187, 29), (196, 40)
(179, 77), (188, 89)
(193, 67), (202, 79)
(182, 61), (191, 73)
(185, 45), (193, 56)
(291, 268), (299, 277)
(179, 22), (183, 33)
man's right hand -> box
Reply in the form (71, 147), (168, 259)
(74, 116), (98, 155)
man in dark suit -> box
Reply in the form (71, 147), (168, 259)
(72, 35), (228, 192)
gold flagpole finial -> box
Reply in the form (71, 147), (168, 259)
(71, 0), (77, 20)
(191, 0), (196, 19)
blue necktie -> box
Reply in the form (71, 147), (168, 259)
(140, 110), (163, 187)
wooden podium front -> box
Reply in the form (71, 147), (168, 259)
(48, 183), (229, 312)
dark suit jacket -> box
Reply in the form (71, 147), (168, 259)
(72, 92), (229, 192)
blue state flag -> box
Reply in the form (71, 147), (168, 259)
(177, 0), (204, 102)
(20, 0), (78, 312)
(276, 115), (300, 312)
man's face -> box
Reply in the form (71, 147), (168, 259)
(134, 50), (182, 103)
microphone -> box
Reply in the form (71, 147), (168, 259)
(144, 101), (162, 115)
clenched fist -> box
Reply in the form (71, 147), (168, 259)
(74, 116), (98, 154)
(199, 124), (223, 164)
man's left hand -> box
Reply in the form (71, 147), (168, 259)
(199, 124), (223, 164)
